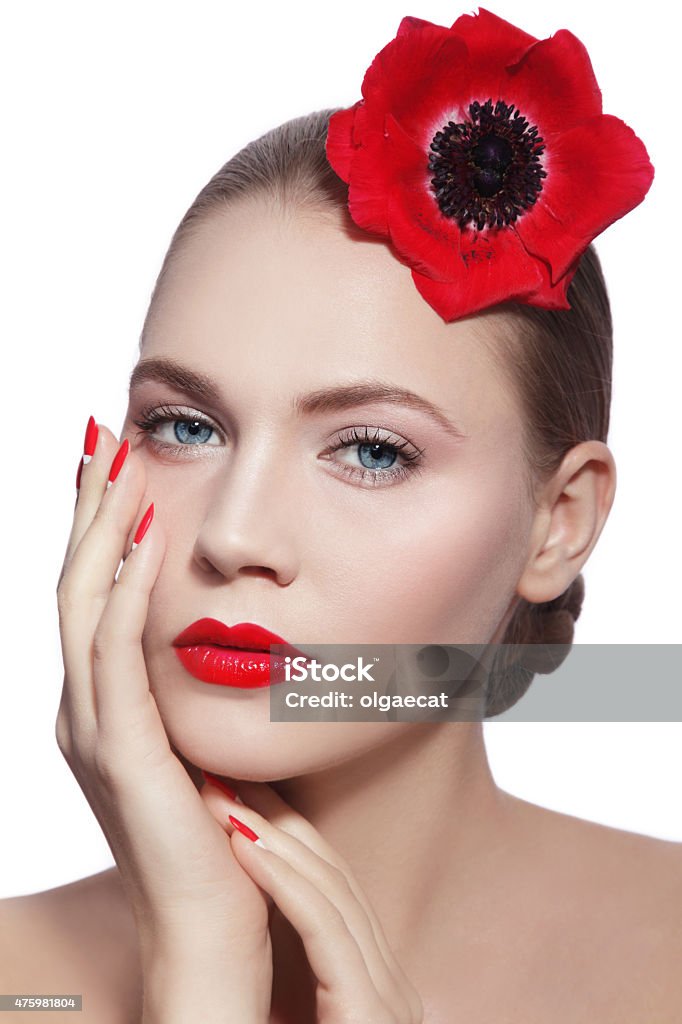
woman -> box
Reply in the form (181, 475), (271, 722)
(2, 9), (679, 1023)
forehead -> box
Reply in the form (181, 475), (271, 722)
(142, 199), (521, 434)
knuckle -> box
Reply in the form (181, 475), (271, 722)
(55, 566), (66, 595)
(92, 740), (126, 786)
(54, 710), (72, 758)
(92, 624), (116, 664)
(332, 862), (351, 889)
(326, 860), (355, 899)
(56, 706), (96, 767)
(317, 898), (346, 937)
(56, 580), (78, 619)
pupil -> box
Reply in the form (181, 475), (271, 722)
(359, 442), (396, 470)
(174, 418), (212, 444)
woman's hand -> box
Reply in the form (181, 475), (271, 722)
(55, 420), (272, 1023)
(201, 775), (424, 1024)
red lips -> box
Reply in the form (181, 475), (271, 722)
(172, 618), (311, 688)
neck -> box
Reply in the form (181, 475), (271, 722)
(270, 722), (509, 953)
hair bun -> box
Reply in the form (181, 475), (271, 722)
(484, 574), (585, 717)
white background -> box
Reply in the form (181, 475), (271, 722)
(1, 0), (679, 898)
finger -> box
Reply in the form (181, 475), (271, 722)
(61, 420), (120, 577)
(206, 775), (412, 992)
(199, 775), (271, 911)
(228, 826), (392, 1019)
(90, 503), (166, 732)
(57, 438), (147, 722)
(202, 790), (404, 1015)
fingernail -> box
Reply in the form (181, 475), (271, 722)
(201, 770), (243, 804)
(131, 502), (154, 550)
(83, 415), (98, 464)
(106, 439), (130, 489)
(77, 416), (98, 492)
(228, 814), (265, 848)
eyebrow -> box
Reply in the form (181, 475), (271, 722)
(128, 357), (467, 440)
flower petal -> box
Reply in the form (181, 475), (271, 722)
(449, 7), (538, 71)
(417, 7), (537, 124)
(397, 15), (437, 37)
(410, 227), (547, 323)
(504, 30), (603, 132)
(341, 118), (393, 235)
(384, 113), (458, 281)
(516, 114), (655, 283)
(360, 21), (468, 138)
(325, 104), (359, 182)
(361, 16), (540, 148)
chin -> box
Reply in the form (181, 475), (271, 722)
(158, 699), (410, 782)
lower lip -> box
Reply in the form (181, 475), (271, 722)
(173, 644), (293, 688)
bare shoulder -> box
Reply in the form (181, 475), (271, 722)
(0, 867), (142, 1023)
(527, 792), (682, 901)
(504, 791), (682, 1016)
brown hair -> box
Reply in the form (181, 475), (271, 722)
(143, 108), (613, 718)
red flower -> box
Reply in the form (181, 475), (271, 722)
(325, 8), (654, 323)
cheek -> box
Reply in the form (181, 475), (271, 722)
(316, 453), (530, 645)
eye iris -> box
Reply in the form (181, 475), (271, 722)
(174, 419), (212, 444)
(358, 442), (396, 470)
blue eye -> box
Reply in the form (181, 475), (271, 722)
(325, 427), (425, 487)
(132, 405), (426, 487)
(357, 442), (398, 470)
(172, 419), (214, 444)
(132, 405), (221, 450)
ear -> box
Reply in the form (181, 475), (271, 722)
(516, 441), (617, 605)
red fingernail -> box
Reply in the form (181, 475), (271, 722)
(132, 502), (154, 549)
(107, 439), (130, 489)
(228, 814), (265, 848)
(76, 456), (83, 491)
(83, 415), (98, 463)
(201, 770), (240, 802)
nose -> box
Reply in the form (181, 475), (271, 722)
(192, 435), (300, 586)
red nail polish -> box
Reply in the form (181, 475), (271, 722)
(201, 770), (238, 801)
(228, 814), (265, 848)
(76, 456), (83, 491)
(83, 415), (98, 464)
(107, 439), (130, 488)
(132, 502), (154, 549)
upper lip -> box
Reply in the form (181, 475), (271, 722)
(172, 618), (313, 662)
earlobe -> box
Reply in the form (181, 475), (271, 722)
(516, 441), (617, 605)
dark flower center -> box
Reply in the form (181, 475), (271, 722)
(428, 99), (547, 230)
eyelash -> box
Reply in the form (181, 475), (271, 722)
(131, 404), (426, 487)
(324, 426), (425, 486)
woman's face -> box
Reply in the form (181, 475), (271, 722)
(121, 198), (536, 779)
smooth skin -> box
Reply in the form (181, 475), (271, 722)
(2, 199), (681, 1023)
